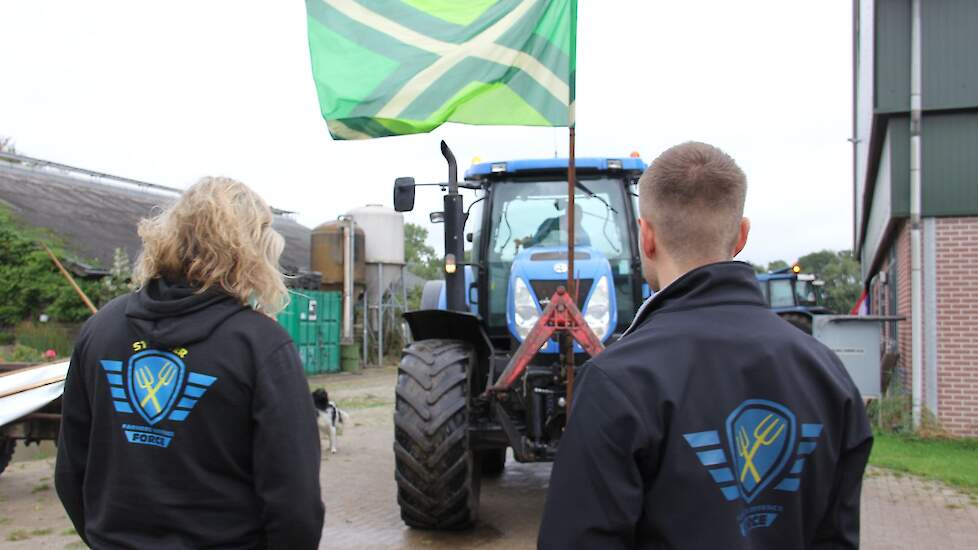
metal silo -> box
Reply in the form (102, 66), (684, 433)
(348, 205), (406, 366)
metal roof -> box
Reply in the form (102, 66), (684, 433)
(0, 161), (311, 273)
(465, 157), (647, 179)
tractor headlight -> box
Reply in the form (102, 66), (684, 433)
(584, 276), (611, 340)
(513, 277), (539, 340)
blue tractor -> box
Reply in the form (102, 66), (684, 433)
(755, 265), (831, 334)
(392, 142), (647, 529)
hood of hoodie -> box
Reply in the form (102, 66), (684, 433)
(124, 278), (249, 348)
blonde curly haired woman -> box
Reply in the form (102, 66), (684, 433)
(55, 177), (324, 549)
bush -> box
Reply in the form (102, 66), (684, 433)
(14, 322), (76, 357)
(7, 344), (44, 363)
(0, 206), (126, 327)
(867, 394), (912, 434)
(867, 393), (947, 437)
(0, 332), (14, 346)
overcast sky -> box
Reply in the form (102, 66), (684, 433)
(0, 1), (853, 266)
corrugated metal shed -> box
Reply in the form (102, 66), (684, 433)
(922, 0), (978, 110)
(0, 163), (311, 272)
(874, 0), (911, 113)
(921, 112), (978, 216)
(856, 0), (978, 277)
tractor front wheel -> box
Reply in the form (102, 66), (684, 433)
(394, 339), (480, 529)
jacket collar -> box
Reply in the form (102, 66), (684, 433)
(622, 261), (766, 337)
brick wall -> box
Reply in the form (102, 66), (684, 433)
(895, 223), (912, 395)
(935, 217), (978, 436)
(865, 218), (977, 436)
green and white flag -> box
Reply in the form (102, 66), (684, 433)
(305, 0), (577, 140)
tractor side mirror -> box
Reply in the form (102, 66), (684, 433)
(393, 177), (416, 212)
(466, 232), (473, 243)
(429, 211), (445, 223)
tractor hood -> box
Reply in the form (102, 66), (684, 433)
(507, 246), (617, 352)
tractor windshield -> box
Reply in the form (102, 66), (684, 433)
(485, 177), (637, 332)
(489, 179), (629, 260)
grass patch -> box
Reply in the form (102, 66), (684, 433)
(31, 483), (51, 494)
(7, 529), (30, 541)
(870, 433), (978, 496)
(337, 393), (391, 410)
(60, 528), (76, 536)
(30, 528), (52, 536)
(31, 448), (54, 460)
(65, 542), (87, 549)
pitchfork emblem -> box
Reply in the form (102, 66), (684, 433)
(127, 350), (186, 425)
(725, 399), (797, 502)
(737, 414), (786, 483)
(135, 362), (176, 414)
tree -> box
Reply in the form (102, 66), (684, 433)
(766, 259), (789, 272)
(753, 259), (789, 273)
(817, 250), (862, 314)
(796, 250), (837, 276)
(404, 223), (441, 280)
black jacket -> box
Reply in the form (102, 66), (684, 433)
(55, 279), (324, 549)
(539, 262), (872, 549)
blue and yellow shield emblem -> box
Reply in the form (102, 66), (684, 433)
(126, 350), (186, 425)
(725, 399), (797, 503)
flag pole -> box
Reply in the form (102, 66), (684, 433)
(565, 112), (576, 408)
(567, 125), (576, 299)
(565, 0), (578, 410)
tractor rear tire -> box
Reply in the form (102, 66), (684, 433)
(780, 313), (813, 335)
(478, 448), (507, 477)
(394, 339), (480, 529)
(0, 437), (15, 477)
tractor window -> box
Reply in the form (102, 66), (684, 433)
(465, 191), (485, 262)
(769, 279), (795, 308)
(485, 178), (634, 331)
(488, 179), (629, 262)
(795, 280), (818, 306)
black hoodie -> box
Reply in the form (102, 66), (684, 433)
(55, 279), (324, 549)
(538, 262), (872, 549)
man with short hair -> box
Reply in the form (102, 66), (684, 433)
(538, 142), (871, 549)
(520, 203), (591, 248)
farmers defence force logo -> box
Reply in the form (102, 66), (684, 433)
(683, 399), (823, 536)
(99, 348), (216, 449)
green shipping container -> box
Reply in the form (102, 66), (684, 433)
(276, 290), (343, 374)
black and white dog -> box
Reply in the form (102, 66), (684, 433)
(312, 388), (349, 454)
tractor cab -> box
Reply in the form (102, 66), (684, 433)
(464, 158), (646, 352)
(756, 264), (831, 333)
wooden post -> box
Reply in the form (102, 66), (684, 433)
(41, 242), (98, 315)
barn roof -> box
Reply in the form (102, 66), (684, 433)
(0, 160), (311, 273)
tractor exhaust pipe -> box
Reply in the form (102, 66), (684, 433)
(441, 141), (466, 312)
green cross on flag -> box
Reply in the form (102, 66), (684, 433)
(305, 0), (577, 140)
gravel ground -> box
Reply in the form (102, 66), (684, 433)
(0, 366), (974, 549)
